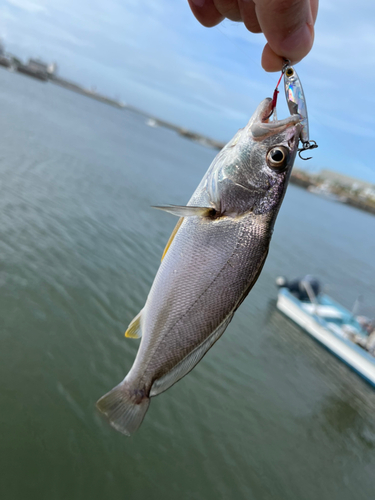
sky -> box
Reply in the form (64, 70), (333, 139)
(1, 0), (375, 183)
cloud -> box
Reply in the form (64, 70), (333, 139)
(5, 0), (46, 13)
(41, 24), (93, 48)
(312, 110), (375, 139)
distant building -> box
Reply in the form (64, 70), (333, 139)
(0, 40), (12, 68)
(362, 187), (375, 201)
(16, 58), (49, 81)
(317, 169), (373, 191)
(16, 58), (57, 81)
(27, 58), (49, 75)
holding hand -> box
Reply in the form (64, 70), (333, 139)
(187, 0), (319, 71)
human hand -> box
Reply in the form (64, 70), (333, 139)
(187, 0), (318, 71)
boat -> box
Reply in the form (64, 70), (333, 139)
(276, 282), (375, 387)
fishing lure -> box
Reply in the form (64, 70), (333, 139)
(283, 61), (318, 160)
(268, 61), (318, 160)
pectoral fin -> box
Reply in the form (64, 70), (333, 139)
(161, 217), (184, 261)
(152, 205), (216, 218)
(125, 309), (143, 339)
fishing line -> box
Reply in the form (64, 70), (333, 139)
(268, 69), (284, 118)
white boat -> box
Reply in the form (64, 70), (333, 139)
(276, 286), (375, 387)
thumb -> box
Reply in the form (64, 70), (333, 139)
(253, 0), (317, 70)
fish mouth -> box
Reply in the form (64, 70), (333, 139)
(250, 98), (301, 140)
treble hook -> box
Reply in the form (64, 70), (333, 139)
(298, 140), (318, 160)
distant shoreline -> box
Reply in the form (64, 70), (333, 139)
(1, 62), (224, 149)
(290, 171), (375, 216)
(50, 75), (126, 109)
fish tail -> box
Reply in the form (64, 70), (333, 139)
(96, 381), (150, 436)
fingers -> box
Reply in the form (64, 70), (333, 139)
(187, 0), (224, 27)
(188, 0), (247, 25)
(212, 0), (243, 21)
(238, 0), (261, 33)
(310, 0), (319, 24)
(261, 43), (287, 72)
(254, 0), (316, 70)
(187, 0), (318, 71)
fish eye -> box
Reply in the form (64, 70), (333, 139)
(266, 146), (289, 171)
(285, 67), (294, 78)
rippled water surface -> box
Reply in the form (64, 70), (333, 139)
(1, 69), (375, 500)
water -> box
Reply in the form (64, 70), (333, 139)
(1, 68), (375, 500)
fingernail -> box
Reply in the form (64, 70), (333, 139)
(190, 0), (205, 6)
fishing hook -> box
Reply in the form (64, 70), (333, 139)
(298, 140), (318, 160)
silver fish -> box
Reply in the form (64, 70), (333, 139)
(97, 98), (301, 436)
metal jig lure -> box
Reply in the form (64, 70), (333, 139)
(282, 60), (318, 160)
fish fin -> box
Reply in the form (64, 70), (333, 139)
(150, 312), (235, 397)
(125, 309), (143, 338)
(161, 217), (184, 261)
(96, 381), (150, 436)
(152, 205), (216, 218)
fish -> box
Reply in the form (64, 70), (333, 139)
(96, 97), (301, 436)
